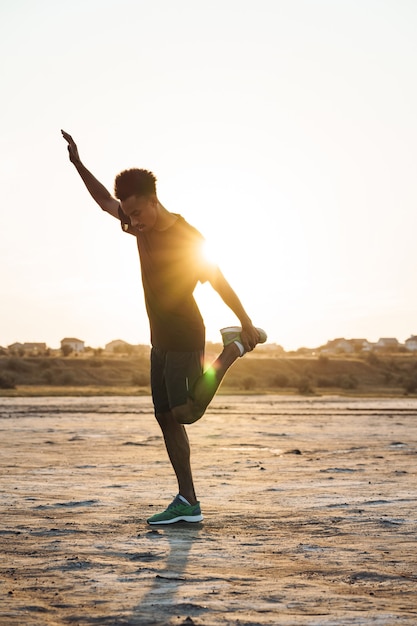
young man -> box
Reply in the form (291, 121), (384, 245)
(61, 130), (266, 524)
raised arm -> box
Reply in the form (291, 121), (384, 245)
(61, 130), (120, 218)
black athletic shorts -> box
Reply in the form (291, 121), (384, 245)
(150, 347), (204, 414)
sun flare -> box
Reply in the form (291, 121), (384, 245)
(201, 239), (220, 266)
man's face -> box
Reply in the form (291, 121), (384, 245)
(121, 194), (158, 232)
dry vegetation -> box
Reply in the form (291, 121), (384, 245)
(1, 349), (417, 396)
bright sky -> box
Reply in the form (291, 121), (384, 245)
(1, 0), (416, 351)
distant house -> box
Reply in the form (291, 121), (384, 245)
(321, 338), (354, 354)
(105, 339), (131, 353)
(257, 342), (285, 354)
(7, 342), (47, 355)
(321, 338), (374, 355)
(8, 342), (24, 354)
(23, 342), (47, 355)
(351, 339), (373, 352)
(60, 338), (85, 353)
(375, 338), (399, 351)
(405, 335), (417, 351)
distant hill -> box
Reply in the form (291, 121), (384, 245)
(1, 352), (417, 396)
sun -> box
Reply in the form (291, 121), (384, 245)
(201, 239), (221, 266)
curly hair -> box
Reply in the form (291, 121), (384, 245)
(114, 168), (157, 201)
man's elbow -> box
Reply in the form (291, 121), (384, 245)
(100, 198), (120, 218)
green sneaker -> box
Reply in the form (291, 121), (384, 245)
(147, 495), (203, 525)
(220, 326), (267, 356)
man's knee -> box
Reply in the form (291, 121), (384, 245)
(171, 400), (205, 425)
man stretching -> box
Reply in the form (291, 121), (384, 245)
(61, 130), (266, 524)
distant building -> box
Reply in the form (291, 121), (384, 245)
(321, 338), (374, 355)
(60, 338), (85, 353)
(405, 335), (417, 351)
(7, 342), (47, 355)
(7, 342), (24, 354)
(375, 338), (399, 351)
(351, 339), (373, 352)
(321, 338), (354, 354)
(257, 342), (285, 354)
(105, 339), (132, 353)
(23, 342), (47, 355)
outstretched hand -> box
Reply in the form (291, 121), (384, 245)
(61, 129), (81, 164)
(240, 324), (261, 353)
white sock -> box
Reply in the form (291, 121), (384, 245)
(234, 340), (245, 356)
(178, 494), (191, 505)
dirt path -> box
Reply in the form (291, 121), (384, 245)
(1, 395), (416, 625)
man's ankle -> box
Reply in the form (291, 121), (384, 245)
(179, 493), (197, 506)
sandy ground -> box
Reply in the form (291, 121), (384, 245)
(1, 394), (417, 626)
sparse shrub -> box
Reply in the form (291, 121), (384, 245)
(38, 358), (51, 370)
(7, 357), (29, 373)
(42, 370), (55, 384)
(367, 352), (380, 366)
(298, 376), (313, 394)
(317, 377), (337, 388)
(242, 376), (257, 391)
(89, 360), (103, 368)
(339, 374), (358, 390)
(272, 373), (289, 388)
(383, 371), (393, 384)
(114, 344), (134, 355)
(350, 375), (359, 389)
(404, 378), (417, 394)
(59, 372), (75, 385)
(0, 373), (16, 389)
(131, 373), (149, 386)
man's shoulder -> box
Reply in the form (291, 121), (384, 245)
(173, 214), (204, 240)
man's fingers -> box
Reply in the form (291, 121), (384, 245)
(61, 129), (73, 144)
(241, 330), (257, 352)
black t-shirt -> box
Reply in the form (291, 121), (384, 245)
(119, 207), (214, 351)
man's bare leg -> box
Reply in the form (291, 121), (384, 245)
(155, 410), (197, 504)
(172, 342), (241, 425)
